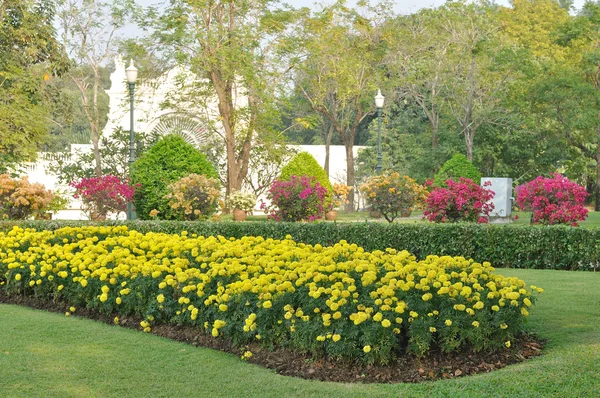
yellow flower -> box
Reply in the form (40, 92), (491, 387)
(429, 327), (437, 333)
(69, 307), (76, 313)
(262, 300), (272, 309)
(157, 294), (165, 303)
(445, 319), (452, 326)
(472, 321), (480, 328)
(505, 341), (511, 348)
(219, 304), (228, 312)
(14, 274), (21, 281)
(114, 317), (119, 324)
(116, 297), (122, 305)
(381, 319), (391, 328)
(363, 345), (372, 353)
(332, 334), (341, 342)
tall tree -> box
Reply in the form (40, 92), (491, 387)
(57, 0), (132, 177)
(153, 0), (303, 196)
(0, 0), (68, 170)
(295, 1), (387, 210)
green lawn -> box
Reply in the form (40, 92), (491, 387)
(1, 269), (599, 397)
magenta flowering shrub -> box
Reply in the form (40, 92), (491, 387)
(70, 175), (137, 220)
(515, 173), (588, 226)
(423, 178), (495, 223)
(261, 175), (328, 222)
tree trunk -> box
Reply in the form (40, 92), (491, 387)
(324, 123), (334, 177)
(344, 143), (355, 212)
(432, 116), (439, 149)
(465, 129), (474, 162)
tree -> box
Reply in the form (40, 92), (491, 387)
(440, 2), (517, 162)
(295, 1), (388, 210)
(57, 0), (133, 177)
(0, 0), (68, 170)
(153, 0), (303, 196)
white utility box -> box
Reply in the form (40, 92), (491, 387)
(481, 177), (513, 219)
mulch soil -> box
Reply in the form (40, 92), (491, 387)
(0, 292), (545, 384)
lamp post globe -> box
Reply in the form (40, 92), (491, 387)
(125, 60), (138, 220)
(374, 89), (385, 174)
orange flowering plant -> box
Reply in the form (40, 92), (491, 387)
(0, 174), (54, 219)
(330, 183), (352, 210)
(359, 173), (427, 222)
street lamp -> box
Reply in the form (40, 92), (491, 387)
(374, 89), (385, 174)
(125, 59), (138, 220)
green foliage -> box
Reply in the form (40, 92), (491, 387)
(5, 220), (599, 271)
(48, 127), (162, 184)
(434, 154), (482, 186)
(0, 0), (69, 169)
(279, 152), (333, 195)
(130, 135), (218, 220)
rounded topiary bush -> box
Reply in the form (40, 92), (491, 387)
(280, 152), (333, 195)
(130, 135), (219, 219)
(434, 154), (481, 186)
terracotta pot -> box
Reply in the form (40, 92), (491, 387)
(233, 209), (247, 221)
(369, 209), (382, 219)
(400, 208), (412, 218)
(325, 210), (338, 221)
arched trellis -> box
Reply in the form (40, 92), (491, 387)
(147, 114), (209, 148)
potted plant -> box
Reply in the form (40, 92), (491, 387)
(226, 190), (256, 221)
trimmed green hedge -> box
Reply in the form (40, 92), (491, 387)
(3, 221), (598, 271)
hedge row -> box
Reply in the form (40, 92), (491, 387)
(1, 221), (598, 271)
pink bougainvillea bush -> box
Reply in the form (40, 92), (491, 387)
(261, 175), (328, 222)
(70, 175), (137, 220)
(423, 178), (495, 223)
(515, 173), (588, 226)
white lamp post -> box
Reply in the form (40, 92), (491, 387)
(374, 89), (385, 174)
(125, 59), (138, 220)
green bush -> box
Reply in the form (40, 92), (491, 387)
(4, 221), (599, 271)
(130, 135), (219, 220)
(433, 154), (481, 186)
(279, 152), (333, 195)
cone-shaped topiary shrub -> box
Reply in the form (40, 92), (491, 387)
(131, 134), (219, 219)
(433, 154), (481, 186)
(279, 152), (333, 195)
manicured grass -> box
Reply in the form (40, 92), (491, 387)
(1, 269), (599, 397)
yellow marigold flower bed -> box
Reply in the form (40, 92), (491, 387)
(0, 226), (541, 364)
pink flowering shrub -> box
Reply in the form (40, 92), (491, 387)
(70, 175), (137, 220)
(515, 173), (588, 226)
(423, 178), (495, 223)
(261, 175), (328, 222)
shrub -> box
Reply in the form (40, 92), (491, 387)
(165, 174), (221, 220)
(0, 226), (541, 364)
(2, 221), (599, 270)
(262, 175), (328, 222)
(433, 154), (481, 186)
(70, 175), (136, 220)
(360, 173), (428, 222)
(280, 152), (333, 199)
(226, 191), (256, 212)
(423, 178), (495, 223)
(0, 174), (54, 219)
(130, 135), (219, 220)
(515, 173), (588, 226)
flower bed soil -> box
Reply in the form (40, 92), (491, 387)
(0, 292), (544, 384)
